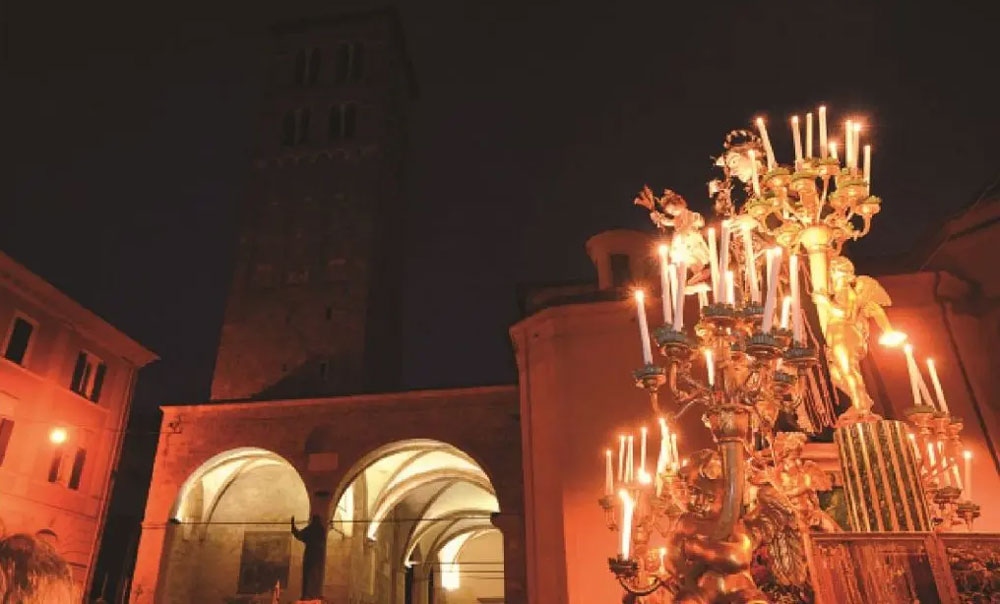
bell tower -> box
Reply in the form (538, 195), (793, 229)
(210, 10), (415, 400)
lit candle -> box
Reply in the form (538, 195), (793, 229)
(852, 123), (862, 171)
(780, 296), (792, 330)
(673, 259), (686, 331)
(634, 290), (653, 365)
(618, 435), (626, 482)
(790, 254), (803, 344)
(903, 344), (926, 409)
(748, 149), (761, 197)
(640, 426), (648, 476)
(658, 547), (666, 574)
(707, 227), (720, 303)
(951, 458), (962, 489)
(937, 442), (951, 486)
(863, 144), (872, 186)
(762, 248), (782, 332)
(720, 221), (731, 292)
(605, 449), (613, 495)
(721, 270), (732, 305)
(659, 417), (672, 468)
(756, 117), (776, 170)
(964, 450), (973, 499)
(926, 441), (937, 470)
(658, 244), (673, 324)
(806, 112), (813, 158)
(927, 359), (951, 415)
(670, 433), (679, 470)
(627, 435), (634, 483)
(845, 120), (853, 170)
(705, 348), (715, 387)
(743, 227), (760, 303)
(818, 106), (828, 158)
(791, 115), (803, 165)
(619, 490), (634, 558)
(697, 290), (708, 309)
(829, 141), (839, 161)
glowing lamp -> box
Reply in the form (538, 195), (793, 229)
(49, 427), (68, 445)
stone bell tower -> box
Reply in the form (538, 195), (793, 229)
(210, 9), (416, 400)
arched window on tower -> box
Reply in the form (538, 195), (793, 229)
(297, 107), (311, 144)
(281, 110), (296, 146)
(293, 49), (306, 85)
(307, 48), (321, 85)
(328, 103), (358, 141)
(334, 42), (364, 84)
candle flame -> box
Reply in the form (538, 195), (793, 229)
(878, 330), (907, 348)
(657, 243), (669, 257)
(964, 450), (972, 460)
(638, 470), (652, 485)
(792, 115), (799, 124)
(904, 343), (913, 354)
(907, 433), (916, 441)
(854, 122), (862, 133)
(634, 289), (645, 303)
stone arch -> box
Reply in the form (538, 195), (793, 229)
(157, 447), (309, 603)
(322, 439), (505, 604)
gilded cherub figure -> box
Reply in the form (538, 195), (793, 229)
(634, 186), (710, 278)
(812, 256), (898, 421)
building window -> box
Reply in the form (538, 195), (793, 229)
(294, 48), (321, 86)
(0, 418), (13, 467)
(281, 108), (311, 146)
(334, 42), (363, 84)
(610, 254), (632, 288)
(3, 316), (35, 365)
(328, 103), (358, 141)
(48, 447), (64, 483)
(68, 448), (86, 490)
(70, 351), (107, 402)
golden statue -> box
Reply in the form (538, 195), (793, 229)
(759, 432), (839, 533)
(811, 256), (897, 421)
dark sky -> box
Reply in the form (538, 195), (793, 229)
(3, 1), (999, 405)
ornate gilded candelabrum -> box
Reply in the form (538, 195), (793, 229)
(598, 106), (962, 603)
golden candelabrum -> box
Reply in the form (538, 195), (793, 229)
(599, 107), (981, 604)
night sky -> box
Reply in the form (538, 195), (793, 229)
(2, 0), (999, 591)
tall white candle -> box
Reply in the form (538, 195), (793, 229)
(626, 435), (634, 483)
(673, 260), (686, 331)
(937, 442), (951, 486)
(720, 221), (731, 302)
(762, 248), (782, 332)
(951, 459), (962, 489)
(743, 227), (760, 303)
(818, 106), (828, 158)
(640, 426), (647, 476)
(844, 120), (854, 168)
(756, 117), (776, 171)
(605, 449), (613, 495)
(806, 112), (813, 158)
(927, 359), (951, 415)
(618, 435), (626, 482)
(964, 450), (973, 499)
(748, 150), (761, 197)
(790, 254), (803, 344)
(926, 441), (937, 470)
(791, 115), (803, 165)
(619, 490), (634, 558)
(670, 433), (679, 470)
(707, 227), (720, 303)
(705, 348), (715, 387)
(659, 418), (672, 467)
(829, 141), (839, 161)
(780, 296), (792, 330)
(903, 345), (927, 409)
(863, 144), (872, 186)
(634, 290), (653, 365)
(852, 123), (862, 171)
(724, 270), (735, 305)
(658, 245), (673, 323)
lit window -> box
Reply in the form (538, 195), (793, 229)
(3, 316), (35, 365)
(46, 444), (86, 489)
(70, 351), (107, 402)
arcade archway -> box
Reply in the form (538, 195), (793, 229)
(158, 448), (309, 603)
(326, 439), (505, 604)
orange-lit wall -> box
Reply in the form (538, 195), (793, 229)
(0, 252), (156, 594)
